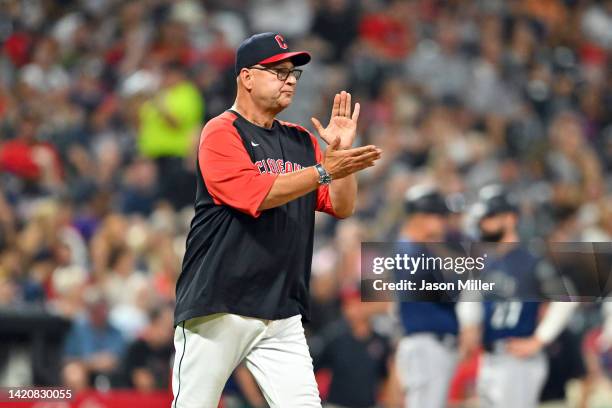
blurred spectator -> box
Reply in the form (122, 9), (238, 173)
(0, 111), (63, 191)
(62, 291), (126, 391)
(150, 16), (194, 67)
(311, 0), (360, 62)
(313, 289), (391, 408)
(102, 246), (151, 340)
(407, 17), (470, 100)
(117, 157), (159, 215)
(19, 38), (69, 93)
(358, 0), (413, 61)
(568, 325), (612, 408)
(546, 111), (604, 205)
(521, 0), (569, 34)
(540, 329), (587, 406)
(137, 61), (203, 209)
(121, 305), (174, 391)
(467, 29), (519, 118)
(581, 0), (612, 50)
(249, 0), (313, 39)
(0, 251), (20, 307)
(90, 214), (129, 278)
(0, 191), (17, 251)
(581, 197), (612, 241)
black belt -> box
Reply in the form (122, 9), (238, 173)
(483, 341), (508, 353)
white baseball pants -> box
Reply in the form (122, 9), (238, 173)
(171, 313), (322, 408)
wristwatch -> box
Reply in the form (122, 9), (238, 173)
(314, 163), (332, 185)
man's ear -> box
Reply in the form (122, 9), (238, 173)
(239, 68), (254, 91)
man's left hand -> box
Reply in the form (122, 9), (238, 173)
(311, 91), (360, 149)
(506, 336), (544, 358)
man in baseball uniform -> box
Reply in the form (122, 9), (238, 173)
(458, 186), (577, 408)
(395, 185), (461, 408)
(171, 32), (382, 408)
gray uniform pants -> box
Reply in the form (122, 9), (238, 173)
(478, 346), (548, 408)
(395, 334), (459, 408)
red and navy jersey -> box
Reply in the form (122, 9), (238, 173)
(174, 110), (336, 326)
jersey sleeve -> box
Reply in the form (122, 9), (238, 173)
(199, 119), (278, 218)
(308, 133), (337, 217)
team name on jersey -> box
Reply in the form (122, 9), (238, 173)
(255, 158), (304, 174)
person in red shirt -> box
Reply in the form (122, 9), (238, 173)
(0, 112), (63, 188)
(359, 1), (413, 60)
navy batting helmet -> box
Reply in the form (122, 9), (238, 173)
(404, 185), (450, 215)
(474, 185), (519, 220)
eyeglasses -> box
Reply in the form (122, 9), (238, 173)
(249, 66), (303, 81)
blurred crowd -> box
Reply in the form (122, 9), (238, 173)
(0, 0), (611, 406)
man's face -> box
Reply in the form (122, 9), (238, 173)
(162, 67), (183, 88)
(247, 60), (299, 112)
(150, 308), (174, 346)
(479, 213), (516, 242)
(423, 213), (447, 241)
(89, 301), (109, 328)
(342, 297), (368, 326)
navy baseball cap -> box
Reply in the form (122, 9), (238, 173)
(235, 32), (311, 76)
(404, 185), (450, 215)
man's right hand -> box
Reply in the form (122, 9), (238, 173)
(322, 137), (382, 180)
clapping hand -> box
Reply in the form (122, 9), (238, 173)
(311, 91), (360, 149)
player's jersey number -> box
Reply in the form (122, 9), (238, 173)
(490, 301), (523, 329)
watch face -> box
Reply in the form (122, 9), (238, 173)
(315, 164), (331, 184)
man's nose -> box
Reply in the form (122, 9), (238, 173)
(285, 74), (297, 85)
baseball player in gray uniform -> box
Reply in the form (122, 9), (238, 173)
(395, 185), (461, 408)
(458, 186), (577, 408)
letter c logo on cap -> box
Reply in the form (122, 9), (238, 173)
(275, 34), (288, 50)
